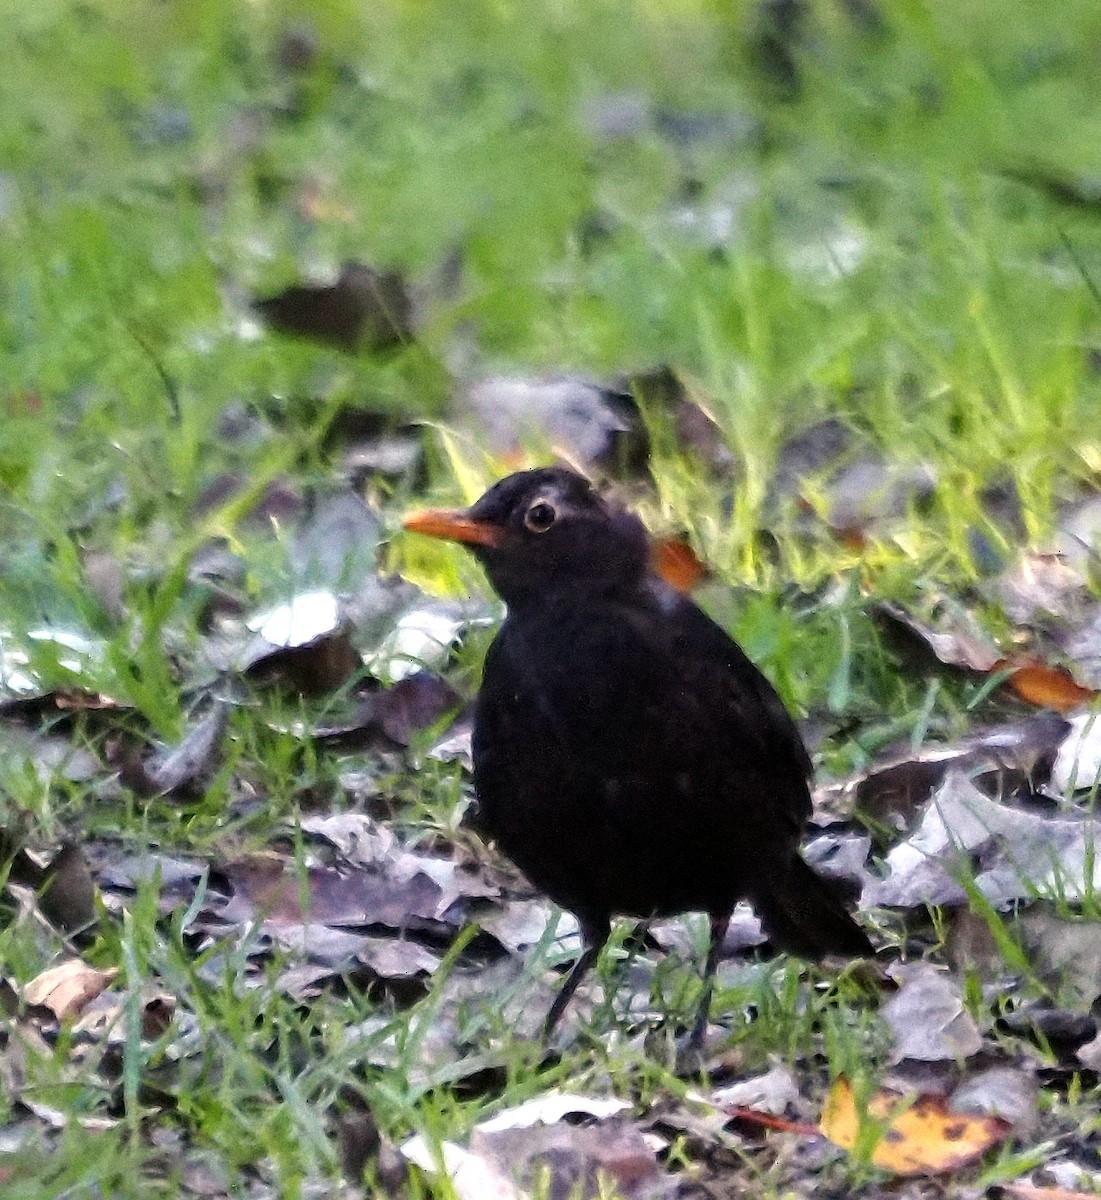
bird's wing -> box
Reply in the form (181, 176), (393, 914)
(653, 585), (813, 772)
(625, 585), (814, 831)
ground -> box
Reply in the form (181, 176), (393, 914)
(2, 3), (1101, 1197)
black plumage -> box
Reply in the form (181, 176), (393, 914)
(404, 467), (871, 1046)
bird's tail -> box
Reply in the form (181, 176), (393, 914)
(751, 855), (873, 960)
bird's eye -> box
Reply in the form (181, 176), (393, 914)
(524, 500), (558, 533)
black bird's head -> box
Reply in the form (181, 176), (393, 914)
(403, 467), (651, 607)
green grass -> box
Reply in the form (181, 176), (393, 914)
(3, 0), (1101, 1193)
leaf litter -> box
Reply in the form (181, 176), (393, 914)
(11, 476), (1101, 1200)
(11, 228), (1101, 1200)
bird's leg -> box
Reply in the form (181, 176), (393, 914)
(541, 916), (610, 1042)
(688, 911), (731, 1051)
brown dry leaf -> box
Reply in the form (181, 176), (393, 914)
(880, 964), (983, 1063)
(1004, 661), (1097, 712)
(403, 1097), (668, 1200)
(818, 713), (1070, 833)
(877, 600), (1100, 711)
(24, 960), (117, 1020)
(115, 700), (229, 798)
(863, 772), (1101, 910)
(819, 1076), (1010, 1177)
(71, 988), (177, 1041)
(0, 689), (128, 725)
(38, 843), (98, 935)
(650, 537), (708, 594)
(310, 673), (461, 747)
(232, 590), (362, 694)
(252, 260), (412, 352)
(992, 550), (1090, 628)
(1017, 905), (1101, 1009)
(711, 1063), (807, 1118)
(875, 600), (1002, 674)
(1001, 1186), (1101, 1200)
(217, 849), (496, 932)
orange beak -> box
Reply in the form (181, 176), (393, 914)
(402, 508), (504, 549)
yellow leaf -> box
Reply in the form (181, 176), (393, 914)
(819, 1077), (1010, 1177)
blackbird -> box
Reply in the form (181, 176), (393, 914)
(404, 467), (872, 1046)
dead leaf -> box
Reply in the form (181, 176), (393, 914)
(0, 721), (101, 786)
(881, 964), (983, 1063)
(1000, 1005), (1096, 1064)
(300, 812), (396, 863)
(477, 901), (580, 957)
(70, 987), (176, 1041)
(819, 1076), (1010, 1176)
(720, 1107), (819, 1137)
(115, 701), (229, 798)
(1001, 1186), (1101, 1200)
(863, 772), (1101, 910)
(1004, 661), (1096, 712)
(24, 960), (117, 1020)
(875, 600), (1002, 674)
(1017, 905), (1101, 1009)
(38, 843), (98, 936)
(820, 713), (1069, 835)
(712, 1064), (804, 1116)
(651, 537), (707, 593)
(252, 260), (412, 351)
(821, 460), (938, 540)
(217, 846), (496, 934)
(949, 1066), (1038, 1133)
(273, 931), (442, 1001)
(248, 590), (342, 648)
(369, 601), (491, 683)
(803, 832), (874, 895)
(991, 551), (1089, 629)
(477, 1094), (632, 1131)
(456, 374), (647, 474)
(428, 714), (474, 770)
(401, 1135), (517, 1200)
(247, 632), (361, 694)
(404, 1102), (670, 1200)
(229, 591), (361, 694)
(308, 672), (461, 747)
